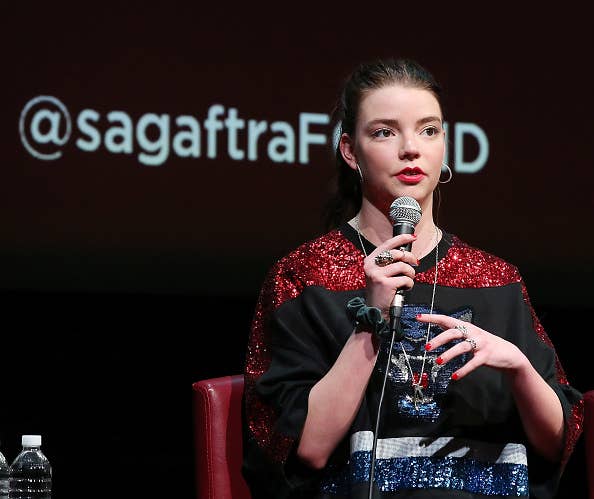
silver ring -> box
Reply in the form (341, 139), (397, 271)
(455, 324), (469, 338)
(374, 250), (394, 267)
(465, 337), (477, 351)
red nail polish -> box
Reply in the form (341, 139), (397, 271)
(412, 234), (418, 239)
(451, 373), (459, 380)
(425, 343), (432, 351)
(416, 314), (422, 319)
(436, 357), (443, 365)
(416, 259), (420, 265)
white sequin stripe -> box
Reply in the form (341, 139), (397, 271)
(350, 431), (527, 466)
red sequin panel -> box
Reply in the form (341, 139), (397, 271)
(519, 282), (584, 466)
(415, 236), (522, 288)
(244, 230), (365, 463)
(562, 398), (584, 469)
(519, 281), (568, 385)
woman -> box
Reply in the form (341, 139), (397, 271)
(242, 58), (583, 498)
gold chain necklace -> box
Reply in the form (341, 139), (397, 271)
(354, 217), (440, 409)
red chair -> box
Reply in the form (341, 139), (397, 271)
(193, 375), (251, 499)
(585, 390), (594, 499)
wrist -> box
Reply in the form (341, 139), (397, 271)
(350, 325), (381, 353)
(505, 350), (532, 383)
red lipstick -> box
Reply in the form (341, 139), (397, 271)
(396, 166), (425, 184)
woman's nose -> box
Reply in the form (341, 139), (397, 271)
(399, 136), (420, 160)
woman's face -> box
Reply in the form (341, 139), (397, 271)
(341, 83), (445, 214)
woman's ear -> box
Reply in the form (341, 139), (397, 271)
(339, 133), (358, 172)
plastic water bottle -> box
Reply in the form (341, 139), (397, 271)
(8, 435), (51, 498)
(0, 446), (8, 496)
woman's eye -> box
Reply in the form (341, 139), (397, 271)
(422, 126), (440, 137)
(372, 128), (393, 138)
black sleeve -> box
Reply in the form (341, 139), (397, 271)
(511, 279), (583, 497)
(242, 264), (353, 498)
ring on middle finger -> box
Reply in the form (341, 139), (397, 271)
(374, 250), (394, 267)
(465, 337), (477, 351)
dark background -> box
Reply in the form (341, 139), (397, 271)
(2, 4), (592, 498)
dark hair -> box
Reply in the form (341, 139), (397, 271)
(323, 58), (444, 230)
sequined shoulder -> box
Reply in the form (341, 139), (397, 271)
(416, 235), (522, 288)
(263, 229), (365, 310)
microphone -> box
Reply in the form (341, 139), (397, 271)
(388, 196), (422, 338)
(366, 197), (423, 499)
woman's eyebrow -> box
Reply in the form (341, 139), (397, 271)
(365, 116), (442, 128)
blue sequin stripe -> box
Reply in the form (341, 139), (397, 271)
(319, 432), (529, 496)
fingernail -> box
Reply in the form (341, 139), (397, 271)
(451, 373), (459, 380)
(416, 259), (420, 265)
(436, 357), (443, 365)
(412, 234), (418, 239)
(424, 343), (432, 351)
(416, 314), (422, 319)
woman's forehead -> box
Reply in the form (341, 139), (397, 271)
(358, 84), (442, 122)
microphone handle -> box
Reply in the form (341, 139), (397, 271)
(389, 221), (417, 339)
(392, 221), (416, 250)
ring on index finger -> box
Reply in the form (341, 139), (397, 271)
(455, 324), (469, 338)
(374, 250), (394, 267)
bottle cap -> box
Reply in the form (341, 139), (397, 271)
(21, 435), (41, 447)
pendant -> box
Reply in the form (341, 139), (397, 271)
(412, 383), (424, 410)
(412, 372), (428, 410)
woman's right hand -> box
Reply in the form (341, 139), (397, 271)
(364, 233), (418, 317)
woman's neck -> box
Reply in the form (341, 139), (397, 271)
(354, 197), (440, 259)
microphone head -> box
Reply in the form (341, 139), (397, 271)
(389, 196), (422, 226)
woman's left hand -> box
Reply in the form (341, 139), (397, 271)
(418, 313), (529, 380)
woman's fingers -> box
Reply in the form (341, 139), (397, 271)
(420, 315), (528, 377)
(416, 313), (459, 331)
(364, 258), (416, 299)
(372, 234), (418, 261)
(369, 261), (416, 280)
(418, 314), (466, 351)
(433, 337), (476, 365)
(386, 275), (415, 290)
(419, 314), (480, 376)
(375, 233), (417, 251)
(364, 233), (419, 312)
(429, 325), (484, 380)
(451, 356), (483, 380)
(371, 247), (418, 267)
(365, 242), (417, 290)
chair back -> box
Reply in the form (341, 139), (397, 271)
(193, 375), (251, 499)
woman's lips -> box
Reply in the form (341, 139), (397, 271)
(396, 167), (425, 184)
